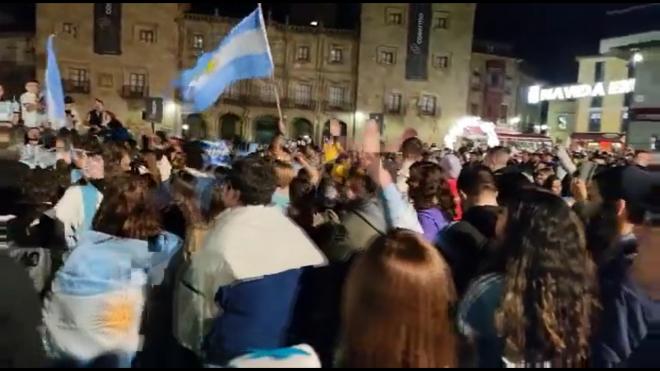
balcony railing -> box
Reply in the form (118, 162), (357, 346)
(121, 85), (149, 99)
(62, 79), (90, 94)
(323, 100), (354, 112)
(283, 98), (316, 110)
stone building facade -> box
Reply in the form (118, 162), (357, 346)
(35, 3), (183, 133)
(356, 3), (476, 149)
(34, 3), (478, 147)
(179, 13), (358, 145)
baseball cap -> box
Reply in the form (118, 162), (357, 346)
(594, 165), (660, 218)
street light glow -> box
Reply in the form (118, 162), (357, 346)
(310, 21), (318, 26)
(632, 52), (644, 64)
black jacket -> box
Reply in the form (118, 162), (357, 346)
(0, 253), (46, 368)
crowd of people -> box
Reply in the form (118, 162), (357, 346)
(0, 101), (658, 368)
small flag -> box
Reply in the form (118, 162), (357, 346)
(45, 35), (66, 129)
(177, 6), (274, 112)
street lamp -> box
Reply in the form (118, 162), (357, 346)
(632, 52), (644, 64)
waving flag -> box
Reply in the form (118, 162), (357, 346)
(177, 6), (274, 112)
(45, 35), (66, 129)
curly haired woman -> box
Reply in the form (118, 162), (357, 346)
(458, 189), (599, 367)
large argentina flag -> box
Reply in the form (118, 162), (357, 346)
(45, 35), (67, 129)
(178, 6), (274, 112)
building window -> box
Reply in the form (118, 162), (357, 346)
(594, 61), (605, 82)
(296, 46), (310, 62)
(260, 82), (276, 103)
(62, 22), (78, 38)
(419, 95), (436, 115)
(386, 8), (403, 25)
(328, 86), (345, 107)
(386, 92), (402, 113)
(69, 68), (88, 88)
(98, 73), (113, 88)
(588, 111), (602, 132)
(139, 29), (155, 44)
(591, 96), (603, 108)
(470, 103), (480, 116)
(192, 34), (204, 49)
(434, 11), (449, 29)
(294, 83), (312, 106)
(329, 46), (343, 64)
(129, 73), (147, 93)
(378, 49), (396, 65)
(489, 73), (502, 88)
(500, 104), (508, 121)
(433, 55), (449, 69)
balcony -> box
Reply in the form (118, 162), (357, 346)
(62, 79), (90, 94)
(323, 100), (354, 112)
(283, 98), (316, 110)
(121, 85), (149, 99)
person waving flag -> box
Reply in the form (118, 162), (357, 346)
(45, 34), (66, 129)
(178, 5), (274, 112)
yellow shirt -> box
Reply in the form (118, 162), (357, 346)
(323, 142), (343, 163)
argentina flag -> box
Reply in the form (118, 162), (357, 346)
(45, 35), (67, 129)
(178, 6), (274, 112)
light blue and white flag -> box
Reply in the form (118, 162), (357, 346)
(178, 6), (274, 112)
(45, 35), (66, 129)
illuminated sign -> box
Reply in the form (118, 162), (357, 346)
(527, 78), (635, 104)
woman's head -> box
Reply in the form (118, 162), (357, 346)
(496, 189), (598, 366)
(102, 142), (131, 177)
(92, 174), (161, 240)
(407, 161), (455, 217)
(341, 230), (457, 368)
(543, 175), (562, 196)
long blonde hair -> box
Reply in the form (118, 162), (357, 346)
(340, 229), (457, 368)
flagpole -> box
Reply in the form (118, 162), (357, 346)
(258, 3), (286, 134)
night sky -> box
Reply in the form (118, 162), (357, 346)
(0, 3), (656, 84)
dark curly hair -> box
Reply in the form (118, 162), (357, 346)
(408, 161), (455, 219)
(227, 157), (277, 206)
(92, 174), (161, 240)
(495, 189), (599, 367)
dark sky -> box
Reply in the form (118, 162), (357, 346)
(1, 3), (657, 84)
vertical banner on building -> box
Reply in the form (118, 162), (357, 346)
(94, 3), (122, 55)
(405, 3), (431, 81)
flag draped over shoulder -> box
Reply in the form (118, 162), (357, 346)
(45, 35), (66, 129)
(177, 6), (274, 112)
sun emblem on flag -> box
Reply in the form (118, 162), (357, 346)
(95, 296), (137, 334)
(205, 58), (218, 74)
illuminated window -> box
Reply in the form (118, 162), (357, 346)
(386, 93), (402, 113)
(419, 95), (436, 115)
(129, 73), (147, 93)
(386, 8), (403, 25)
(62, 23), (78, 38)
(296, 46), (310, 62)
(378, 50), (395, 65)
(139, 29), (155, 44)
(434, 11), (449, 29)
(328, 86), (345, 107)
(329, 46), (343, 64)
(294, 83), (312, 106)
(192, 34), (204, 49)
(69, 68), (88, 88)
(433, 55), (450, 69)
